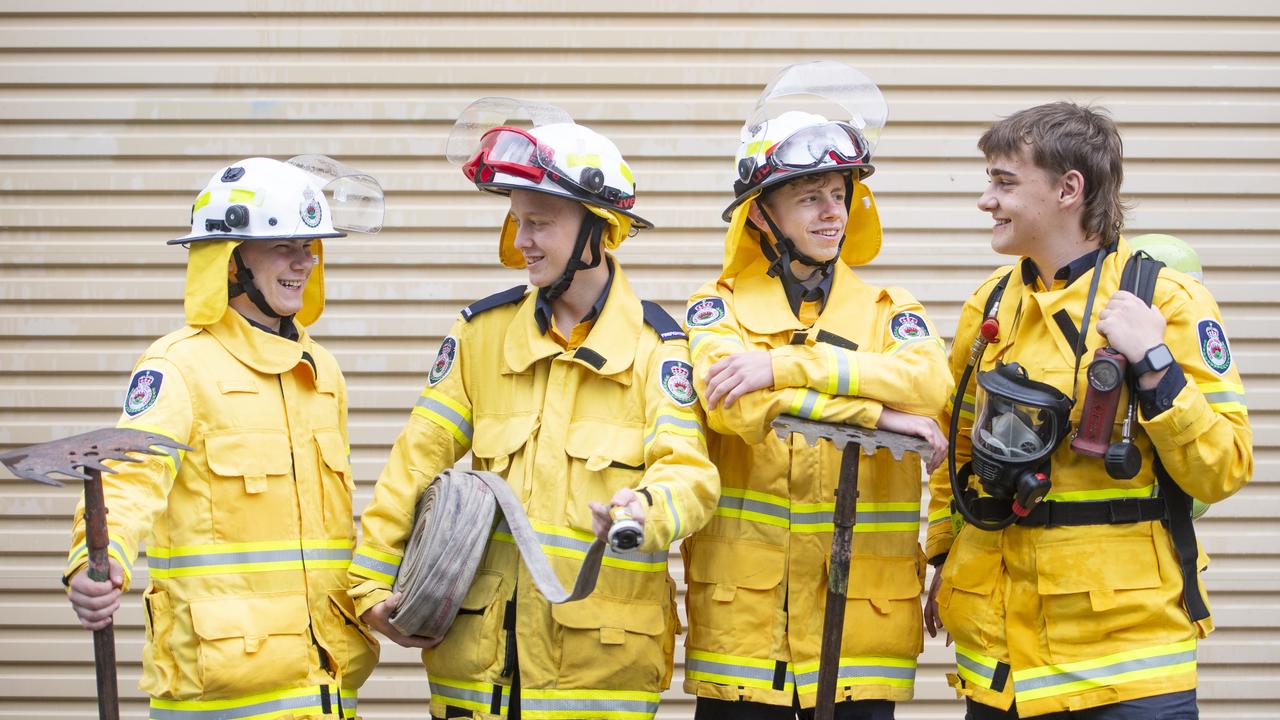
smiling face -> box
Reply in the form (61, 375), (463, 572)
(752, 171), (849, 264)
(977, 149), (1072, 259)
(508, 189), (588, 288)
(230, 238), (316, 323)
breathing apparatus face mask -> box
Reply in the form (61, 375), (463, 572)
(970, 362), (1074, 510)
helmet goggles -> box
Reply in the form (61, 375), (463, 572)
(739, 121), (870, 186)
(463, 125), (637, 211)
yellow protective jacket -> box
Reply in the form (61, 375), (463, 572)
(349, 262), (720, 720)
(681, 252), (951, 707)
(926, 239), (1252, 717)
(64, 310), (378, 720)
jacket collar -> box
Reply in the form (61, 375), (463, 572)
(733, 257), (872, 336)
(504, 258), (641, 384)
(206, 309), (318, 381)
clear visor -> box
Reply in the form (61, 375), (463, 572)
(743, 61), (888, 157)
(446, 96), (574, 167)
(971, 385), (1061, 461)
(287, 154), (384, 233)
(768, 122), (869, 171)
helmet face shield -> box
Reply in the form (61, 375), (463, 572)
(747, 60), (888, 151)
(445, 96), (574, 167)
(287, 154), (384, 234)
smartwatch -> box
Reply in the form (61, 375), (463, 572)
(1131, 343), (1174, 378)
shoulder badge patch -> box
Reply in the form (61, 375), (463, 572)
(1197, 319), (1232, 375)
(659, 359), (697, 407)
(299, 187), (323, 228)
(427, 336), (458, 386)
(124, 369), (164, 418)
(890, 311), (930, 342)
(686, 297), (727, 328)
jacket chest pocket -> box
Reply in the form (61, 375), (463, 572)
(551, 592), (672, 692)
(204, 430), (295, 540)
(314, 429), (354, 532)
(471, 412), (538, 476)
(189, 592), (312, 698)
(563, 420), (645, 532)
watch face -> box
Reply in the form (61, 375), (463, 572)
(1146, 344), (1175, 372)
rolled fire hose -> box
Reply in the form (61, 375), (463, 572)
(388, 468), (607, 638)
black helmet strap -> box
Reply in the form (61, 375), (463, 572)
(228, 246), (286, 320)
(542, 211), (607, 302)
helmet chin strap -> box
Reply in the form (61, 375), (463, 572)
(541, 212), (606, 302)
(754, 173), (855, 282)
(228, 246), (287, 320)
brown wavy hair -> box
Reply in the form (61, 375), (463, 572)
(978, 102), (1129, 247)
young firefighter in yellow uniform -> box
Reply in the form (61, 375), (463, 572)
(925, 103), (1253, 719)
(681, 62), (949, 720)
(349, 98), (720, 720)
(64, 156), (385, 719)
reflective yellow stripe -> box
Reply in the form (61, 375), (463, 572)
(566, 153), (601, 168)
(618, 162), (634, 185)
(1044, 484), (1155, 503)
(521, 687), (660, 720)
(644, 409), (705, 454)
(117, 422), (186, 478)
(351, 544), (402, 584)
(412, 388), (473, 448)
(1012, 639), (1196, 703)
(928, 505), (952, 527)
(147, 539), (352, 579)
(954, 643), (1004, 690)
(947, 392), (977, 421)
(494, 519), (668, 572)
(1199, 380), (1247, 414)
(715, 487), (790, 528)
(150, 685), (355, 720)
(789, 389), (829, 420)
(192, 191), (211, 212)
(430, 675), (509, 715)
(686, 649), (795, 692)
(689, 327), (744, 362)
(67, 535), (136, 585)
(793, 655), (917, 692)
(226, 188), (259, 205)
(791, 501), (920, 534)
(745, 140), (774, 156)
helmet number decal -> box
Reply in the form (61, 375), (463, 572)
(659, 359), (698, 407)
(889, 311), (930, 342)
(123, 369), (164, 418)
(428, 336), (458, 386)
(300, 187), (323, 228)
(686, 297), (727, 329)
(1197, 319), (1232, 375)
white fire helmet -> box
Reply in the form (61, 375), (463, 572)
(169, 155), (383, 327)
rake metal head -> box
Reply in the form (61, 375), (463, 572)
(0, 427), (191, 487)
(771, 414), (931, 461)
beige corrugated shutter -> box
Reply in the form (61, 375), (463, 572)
(1, 3), (1276, 718)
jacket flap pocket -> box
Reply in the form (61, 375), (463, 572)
(314, 429), (349, 473)
(460, 569), (503, 611)
(564, 420), (644, 470)
(686, 536), (785, 590)
(942, 531), (1003, 595)
(842, 555), (922, 600)
(217, 379), (259, 394)
(205, 431), (292, 477)
(471, 412), (538, 459)
(190, 592), (310, 640)
(551, 594), (664, 636)
(1037, 536), (1161, 595)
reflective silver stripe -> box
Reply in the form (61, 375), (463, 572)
(686, 655), (786, 684)
(496, 520), (668, 566)
(796, 390), (820, 418)
(352, 552), (400, 577)
(790, 509), (919, 527)
(430, 681), (508, 711)
(690, 330), (742, 351)
(522, 697), (660, 715)
(69, 539), (135, 574)
(655, 483), (683, 539)
(148, 546), (352, 571)
(160, 444), (183, 475)
(789, 508), (831, 526)
(150, 687), (355, 720)
(415, 396), (474, 439)
(718, 494), (789, 521)
(795, 662), (917, 686)
(956, 651), (997, 687)
(1014, 648), (1197, 694)
(643, 413), (703, 447)
(835, 348), (851, 395)
(1204, 390), (1245, 406)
